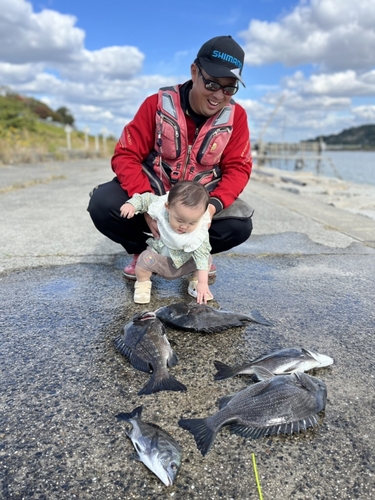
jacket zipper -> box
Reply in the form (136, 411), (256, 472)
(197, 126), (232, 163)
(142, 165), (165, 195)
(181, 127), (199, 179)
(159, 113), (181, 156)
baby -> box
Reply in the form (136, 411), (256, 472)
(120, 181), (213, 304)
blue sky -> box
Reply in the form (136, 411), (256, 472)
(1, 0), (375, 143)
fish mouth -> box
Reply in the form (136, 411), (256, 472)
(164, 475), (173, 487)
(154, 468), (174, 487)
(140, 312), (157, 320)
(133, 311), (157, 322)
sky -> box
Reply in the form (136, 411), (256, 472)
(1, 0), (375, 144)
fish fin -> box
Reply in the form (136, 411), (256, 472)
(252, 366), (275, 381)
(229, 424), (266, 439)
(213, 360), (239, 380)
(178, 418), (216, 456)
(113, 336), (151, 373)
(230, 414), (321, 440)
(138, 373), (187, 396)
(167, 352), (179, 368)
(113, 335), (132, 358)
(192, 326), (225, 333)
(248, 310), (273, 326)
(294, 371), (323, 392)
(250, 373), (263, 382)
(301, 347), (316, 359)
(217, 393), (236, 409)
(129, 353), (153, 373)
(130, 452), (142, 462)
(115, 406), (143, 422)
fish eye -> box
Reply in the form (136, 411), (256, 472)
(170, 462), (177, 470)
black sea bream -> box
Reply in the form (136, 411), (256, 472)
(214, 347), (334, 380)
(116, 406), (182, 486)
(155, 302), (272, 333)
(114, 312), (186, 395)
(179, 368), (327, 456)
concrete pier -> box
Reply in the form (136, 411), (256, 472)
(1, 159), (374, 499)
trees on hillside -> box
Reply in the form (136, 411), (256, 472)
(0, 87), (75, 130)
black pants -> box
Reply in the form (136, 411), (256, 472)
(87, 178), (253, 255)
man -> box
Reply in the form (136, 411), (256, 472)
(88, 35), (253, 279)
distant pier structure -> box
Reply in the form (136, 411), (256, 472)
(253, 139), (342, 179)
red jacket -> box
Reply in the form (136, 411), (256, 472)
(112, 83), (252, 212)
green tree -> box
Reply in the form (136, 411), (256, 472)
(55, 106), (75, 126)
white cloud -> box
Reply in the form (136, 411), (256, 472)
(0, 0), (151, 135)
(0, 62), (44, 83)
(240, 0), (375, 72)
(283, 70), (375, 97)
(58, 47), (145, 81)
(237, 0), (375, 143)
(0, 0), (85, 64)
(0, 0), (374, 143)
(352, 105), (375, 121)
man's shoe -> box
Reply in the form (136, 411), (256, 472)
(123, 254), (139, 280)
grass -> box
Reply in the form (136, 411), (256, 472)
(0, 121), (117, 165)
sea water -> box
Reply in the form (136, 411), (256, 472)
(254, 150), (375, 187)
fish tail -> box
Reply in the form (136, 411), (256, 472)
(178, 417), (217, 456)
(249, 310), (273, 326)
(213, 360), (241, 380)
(138, 372), (187, 396)
(115, 405), (142, 422)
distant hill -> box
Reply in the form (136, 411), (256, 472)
(308, 124), (375, 149)
(0, 87), (74, 128)
(0, 88), (116, 165)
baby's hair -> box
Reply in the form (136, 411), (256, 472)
(168, 181), (209, 210)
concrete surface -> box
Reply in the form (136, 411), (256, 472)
(1, 159), (374, 500)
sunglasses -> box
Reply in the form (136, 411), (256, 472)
(197, 66), (238, 96)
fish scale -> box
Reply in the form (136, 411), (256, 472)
(179, 370), (327, 456)
(214, 347), (334, 380)
(116, 406), (182, 486)
(155, 302), (272, 333)
(114, 311), (187, 395)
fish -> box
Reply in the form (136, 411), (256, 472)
(114, 311), (187, 395)
(214, 347), (334, 380)
(179, 367), (327, 456)
(154, 302), (272, 333)
(116, 406), (182, 486)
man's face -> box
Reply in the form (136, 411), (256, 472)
(189, 64), (237, 117)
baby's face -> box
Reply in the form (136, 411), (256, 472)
(166, 201), (206, 234)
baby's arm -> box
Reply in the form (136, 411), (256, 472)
(120, 203), (136, 218)
(120, 192), (159, 219)
(195, 270), (213, 305)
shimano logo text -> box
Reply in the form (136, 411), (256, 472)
(212, 50), (242, 69)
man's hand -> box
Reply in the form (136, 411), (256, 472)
(144, 213), (160, 239)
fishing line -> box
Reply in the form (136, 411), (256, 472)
(251, 452), (263, 500)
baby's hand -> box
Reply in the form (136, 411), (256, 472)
(120, 203), (135, 218)
(196, 283), (213, 305)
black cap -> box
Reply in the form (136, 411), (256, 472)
(196, 35), (245, 87)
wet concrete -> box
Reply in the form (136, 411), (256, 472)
(1, 159), (375, 499)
